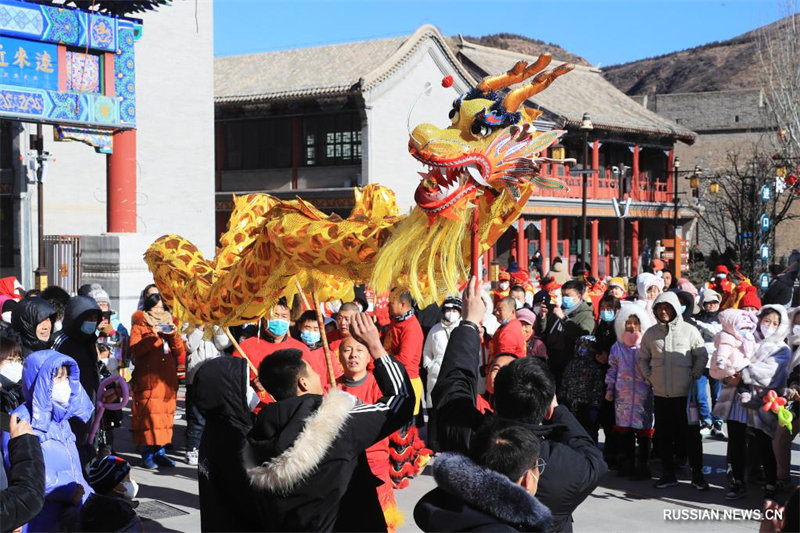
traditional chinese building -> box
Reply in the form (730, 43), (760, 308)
(1, 0), (214, 321)
(214, 24), (696, 280)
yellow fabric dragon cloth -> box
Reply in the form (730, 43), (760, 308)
(144, 56), (574, 326)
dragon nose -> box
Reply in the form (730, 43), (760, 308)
(410, 123), (441, 149)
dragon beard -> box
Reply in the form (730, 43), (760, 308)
(371, 206), (472, 305)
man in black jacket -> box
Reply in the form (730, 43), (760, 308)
(433, 277), (607, 532)
(0, 413), (45, 531)
(51, 295), (103, 465)
(246, 312), (414, 532)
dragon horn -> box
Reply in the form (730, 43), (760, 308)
(502, 63), (575, 112)
(476, 54), (552, 92)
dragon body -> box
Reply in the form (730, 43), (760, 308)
(145, 56), (573, 326)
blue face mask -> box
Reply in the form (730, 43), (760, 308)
(562, 296), (577, 310)
(680, 305), (687, 314)
(600, 310), (616, 322)
(300, 330), (321, 346)
(81, 321), (98, 335)
(267, 319), (290, 337)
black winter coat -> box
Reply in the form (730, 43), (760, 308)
(415, 453), (551, 532)
(246, 355), (414, 532)
(432, 324), (607, 532)
(0, 433), (45, 532)
(193, 356), (260, 533)
(52, 296), (101, 465)
(10, 297), (55, 357)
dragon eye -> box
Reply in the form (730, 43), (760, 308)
(470, 122), (492, 138)
(449, 108), (459, 124)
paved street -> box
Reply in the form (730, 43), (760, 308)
(117, 387), (798, 532)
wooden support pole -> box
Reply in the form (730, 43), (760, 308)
(471, 208), (480, 278)
(312, 291), (337, 387)
(223, 327), (259, 377)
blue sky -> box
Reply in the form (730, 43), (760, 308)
(214, 0), (789, 67)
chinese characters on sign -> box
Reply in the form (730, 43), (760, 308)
(0, 36), (58, 91)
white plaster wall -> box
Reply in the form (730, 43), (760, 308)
(364, 42), (470, 213)
(18, 0), (214, 315)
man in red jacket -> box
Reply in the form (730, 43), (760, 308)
(236, 301), (310, 403)
(490, 296), (526, 361)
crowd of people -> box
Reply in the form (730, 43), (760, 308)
(0, 250), (799, 532)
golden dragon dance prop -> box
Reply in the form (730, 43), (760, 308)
(144, 56), (574, 326)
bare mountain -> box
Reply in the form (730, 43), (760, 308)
(602, 15), (799, 95)
(450, 33), (592, 66)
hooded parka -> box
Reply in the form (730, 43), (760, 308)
(11, 298), (56, 357)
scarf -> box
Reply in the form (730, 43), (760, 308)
(392, 308), (415, 323)
(143, 308), (173, 328)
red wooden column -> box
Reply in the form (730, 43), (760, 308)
(591, 219), (599, 279)
(631, 219), (640, 275)
(107, 129), (137, 232)
(632, 145), (640, 199)
(550, 217), (559, 264)
(592, 140), (600, 196)
(517, 218), (526, 270)
(539, 217), (547, 272)
(666, 149), (674, 198)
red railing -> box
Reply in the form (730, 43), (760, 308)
(535, 164), (671, 203)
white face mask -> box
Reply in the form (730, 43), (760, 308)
(793, 324), (800, 337)
(53, 319), (63, 332)
(104, 356), (118, 373)
(760, 324), (778, 339)
(515, 299), (524, 310)
(52, 380), (71, 405)
(443, 311), (460, 325)
(0, 362), (23, 383)
(533, 304), (542, 315)
(499, 281), (509, 291)
(120, 479), (138, 500)
(1, 311), (11, 323)
(246, 385), (260, 410)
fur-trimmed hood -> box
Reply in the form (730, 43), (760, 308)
(415, 453), (552, 532)
(614, 302), (653, 340)
(246, 389), (356, 495)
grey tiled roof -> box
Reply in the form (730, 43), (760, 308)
(215, 25), (474, 104)
(456, 41), (696, 143)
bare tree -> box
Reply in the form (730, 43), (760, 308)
(698, 149), (800, 278)
(758, 2), (800, 160)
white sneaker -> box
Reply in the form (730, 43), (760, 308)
(185, 449), (198, 466)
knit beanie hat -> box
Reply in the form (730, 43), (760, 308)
(739, 290), (762, 310)
(88, 288), (110, 305)
(87, 455), (130, 494)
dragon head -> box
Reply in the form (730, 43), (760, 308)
(409, 55), (573, 218)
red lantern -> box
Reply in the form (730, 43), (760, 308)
(441, 75), (454, 88)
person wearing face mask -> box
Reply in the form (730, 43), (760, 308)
(0, 338), (24, 415)
(605, 304), (655, 480)
(491, 271), (512, 306)
(236, 301), (310, 407)
(130, 293), (186, 470)
(40, 286), (70, 336)
(694, 290), (724, 437)
(194, 356), (260, 532)
(2, 351), (94, 532)
(80, 455), (142, 532)
(294, 310), (343, 391)
(774, 308), (800, 491)
(593, 295), (620, 465)
(714, 305), (792, 501)
(10, 296), (56, 357)
(634, 273), (664, 323)
(638, 291), (708, 491)
(51, 295), (104, 465)
(539, 279), (595, 395)
(509, 285), (530, 311)
(708, 265), (735, 306)
(1, 297), (20, 338)
(422, 297), (462, 451)
(183, 325), (229, 467)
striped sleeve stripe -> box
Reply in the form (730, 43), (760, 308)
(351, 357), (409, 414)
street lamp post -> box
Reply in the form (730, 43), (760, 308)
(673, 156), (681, 279)
(580, 112), (593, 274)
(33, 124), (48, 290)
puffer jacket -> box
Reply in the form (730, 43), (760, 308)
(185, 327), (229, 384)
(11, 298), (56, 357)
(713, 304), (792, 438)
(422, 319), (460, 407)
(637, 292), (708, 398)
(129, 311), (185, 447)
(709, 309), (757, 379)
(606, 304), (654, 430)
(4, 350), (94, 532)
